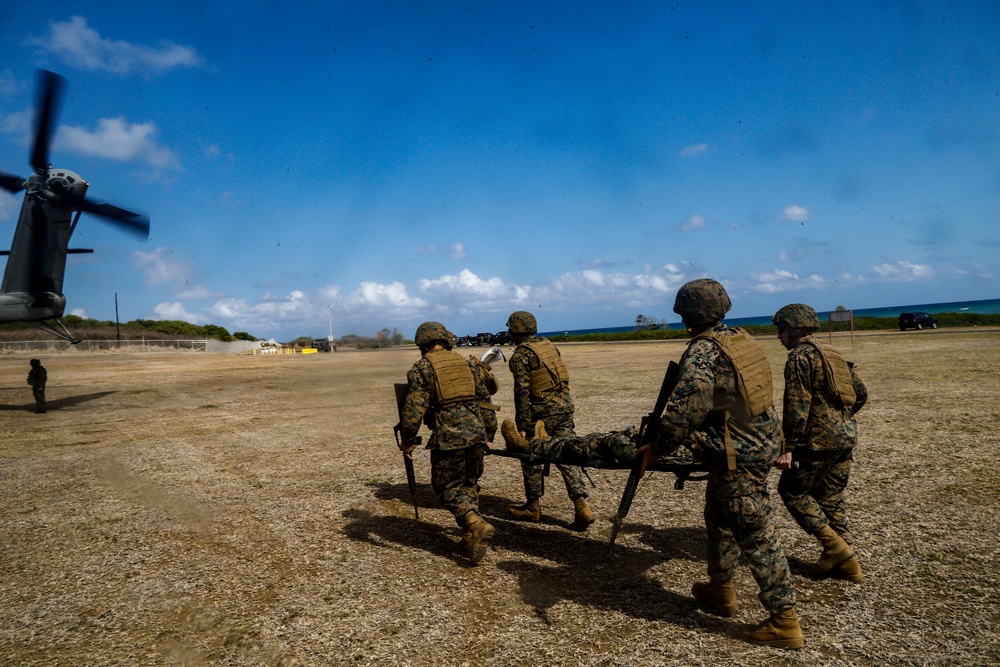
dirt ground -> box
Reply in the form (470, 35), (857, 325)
(1, 330), (998, 666)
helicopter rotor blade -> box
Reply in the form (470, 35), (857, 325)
(30, 70), (66, 175)
(59, 191), (150, 239)
(0, 171), (26, 193)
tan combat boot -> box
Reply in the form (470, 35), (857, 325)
(691, 579), (739, 617)
(462, 513), (495, 564)
(533, 420), (550, 440)
(568, 496), (595, 532)
(501, 419), (530, 451)
(811, 525), (855, 576)
(831, 556), (863, 583)
(508, 499), (541, 522)
(740, 608), (805, 649)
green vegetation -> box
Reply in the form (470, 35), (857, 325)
(545, 312), (1000, 343)
(634, 314), (669, 330)
(0, 316), (254, 342)
(338, 328), (408, 349)
(4, 311), (997, 347)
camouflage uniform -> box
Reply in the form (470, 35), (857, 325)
(778, 335), (868, 544)
(400, 350), (497, 527)
(654, 324), (795, 615)
(509, 335), (588, 503)
(521, 427), (639, 465)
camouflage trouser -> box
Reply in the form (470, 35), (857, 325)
(431, 445), (485, 527)
(520, 413), (588, 501)
(778, 447), (854, 545)
(704, 481), (796, 614)
(529, 427), (637, 466)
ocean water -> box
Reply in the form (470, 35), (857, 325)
(539, 297), (1000, 337)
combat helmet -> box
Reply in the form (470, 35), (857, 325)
(415, 321), (451, 346)
(773, 304), (820, 331)
(673, 279), (731, 327)
(506, 311), (537, 335)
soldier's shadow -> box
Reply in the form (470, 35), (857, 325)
(368, 479), (437, 518)
(361, 481), (735, 638)
(367, 479), (709, 566)
(341, 505), (475, 568)
(0, 390), (116, 411)
(487, 516), (736, 640)
(785, 553), (818, 578)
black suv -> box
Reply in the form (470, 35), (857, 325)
(898, 312), (938, 331)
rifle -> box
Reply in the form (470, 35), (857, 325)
(393, 382), (421, 520)
(609, 360), (681, 553)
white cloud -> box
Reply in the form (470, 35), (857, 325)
(780, 205), (810, 222)
(549, 264), (688, 307)
(133, 247), (190, 286)
(872, 261), (933, 281)
(1, 108), (32, 140)
(58, 118), (180, 170)
(747, 269), (846, 294)
(682, 214), (706, 232)
(575, 257), (634, 269)
(415, 242), (468, 260)
(69, 308), (87, 318)
(191, 291), (321, 336)
(28, 17), (205, 75)
(419, 269), (509, 299)
(351, 281), (429, 310)
(679, 143), (708, 157)
(177, 284), (224, 300)
(749, 269), (804, 293)
(152, 301), (205, 323)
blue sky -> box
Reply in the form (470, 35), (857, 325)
(1, 2), (998, 341)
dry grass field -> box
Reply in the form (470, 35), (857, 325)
(1, 330), (998, 666)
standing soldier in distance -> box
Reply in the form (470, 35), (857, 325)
(773, 304), (869, 582)
(27, 358), (47, 414)
(638, 279), (803, 649)
(505, 311), (594, 531)
(398, 322), (498, 564)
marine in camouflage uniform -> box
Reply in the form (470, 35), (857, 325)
(773, 304), (869, 582)
(643, 279), (803, 649)
(503, 423), (639, 464)
(505, 311), (593, 531)
(500, 420), (704, 471)
(399, 322), (498, 563)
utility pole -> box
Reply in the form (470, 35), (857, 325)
(328, 302), (338, 351)
(115, 292), (121, 348)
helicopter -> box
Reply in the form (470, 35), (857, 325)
(0, 70), (149, 343)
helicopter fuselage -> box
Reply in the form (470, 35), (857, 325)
(1, 167), (89, 298)
(0, 291), (67, 321)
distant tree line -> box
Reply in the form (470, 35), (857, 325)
(0, 316), (256, 342)
(6, 311), (994, 347)
(542, 312), (1000, 343)
(282, 328), (411, 350)
(337, 327), (408, 349)
(635, 314), (669, 330)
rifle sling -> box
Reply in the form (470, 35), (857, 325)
(723, 410), (737, 472)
